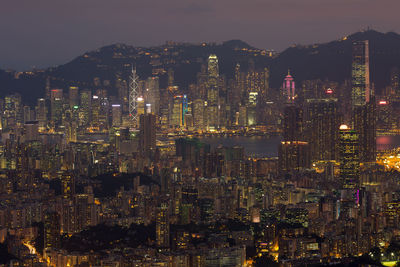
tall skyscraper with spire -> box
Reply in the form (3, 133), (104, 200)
(206, 54), (219, 130)
(351, 40), (376, 163)
(207, 54), (219, 105)
(207, 55), (219, 86)
(282, 70), (296, 103)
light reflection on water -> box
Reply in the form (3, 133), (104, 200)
(200, 135), (400, 157)
(376, 135), (400, 151)
(199, 135), (282, 157)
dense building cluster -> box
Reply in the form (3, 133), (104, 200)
(2, 39), (400, 267)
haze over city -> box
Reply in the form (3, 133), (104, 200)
(1, 0), (400, 69)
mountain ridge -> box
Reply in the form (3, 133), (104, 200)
(1, 30), (400, 104)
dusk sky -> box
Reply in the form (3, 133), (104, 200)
(1, 0), (399, 70)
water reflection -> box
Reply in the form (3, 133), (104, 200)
(376, 135), (400, 151)
(199, 135), (282, 157)
(200, 135), (400, 157)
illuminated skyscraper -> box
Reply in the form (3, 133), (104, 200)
(50, 89), (63, 127)
(199, 198), (214, 223)
(24, 121), (39, 142)
(79, 90), (91, 126)
(112, 104), (122, 127)
(206, 105), (219, 131)
(353, 99), (376, 163)
(207, 55), (219, 130)
(61, 172), (75, 199)
(207, 84), (219, 106)
(283, 105), (303, 142)
(192, 99), (205, 131)
(74, 194), (92, 232)
(278, 141), (310, 173)
(36, 98), (47, 129)
(136, 96), (145, 119)
(69, 86), (79, 108)
(351, 40), (370, 107)
(144, 77), (160, 115)
(139, 113), (156, 157)
(247, 92), (258, 126)
(23, 105), (33, 123)
(4, 93), (22, 128)
(170, 95), (183, 128)
(168, 68), (174, 87)
(65, 120), (77, 143)
(279, 103), (310, 173)
(182, 94), (188, 125)
(233, 64), (269, 108)
(238, 105), (247, 127)
(351, 41), (376, 163)
(339, 125), (360, 189)
(248, 92), (258, 106)
(247, 106), (256, 126)
(91, 95), (100, 127)
(129, 68), (139, 128)
(99, 95), (110, 130)
(44, 211), (61, 249)
(377, 100), (391, 131)
(156, 201), (170, 248)
(116, 74), (129, 113)
(208, 54), (219, 89)
(246, 68), (269, 99)
(305, 98), (339, 161)
(282, 71), (296, 103)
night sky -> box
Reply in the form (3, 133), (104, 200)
(1, 0), (399, 70)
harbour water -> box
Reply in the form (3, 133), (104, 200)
(200, 135), (400, 157)
(199, 135), (282, 157)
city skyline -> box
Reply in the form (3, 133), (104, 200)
(1, 0), (400, 70)
(1, 37), (400, 266)
(3, 1), (400, 266)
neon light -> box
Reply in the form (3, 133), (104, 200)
(356, 189), (360, 205)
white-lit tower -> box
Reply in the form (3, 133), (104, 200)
(129, 67), (139, 129)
